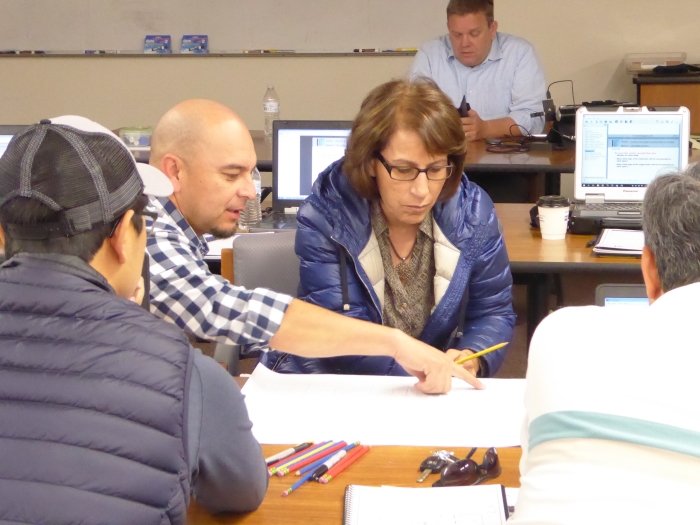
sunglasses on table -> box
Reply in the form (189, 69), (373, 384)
(432, 447), (501, 488)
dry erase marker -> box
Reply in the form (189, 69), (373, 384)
(455, 342), (509, 365)
(353, 48), (379, 53)
(265, 441), (313, 466)
(382, 48), (418, 52)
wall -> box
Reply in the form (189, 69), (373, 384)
(0, 0), (698, 130)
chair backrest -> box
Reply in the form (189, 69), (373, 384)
(233, 231), (299, 297)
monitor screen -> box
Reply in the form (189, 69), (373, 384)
(580, 113), (684, 188)
(276, 127), (351, 201)
(0, 135), (13, 158)
(603, 297), (650, 308)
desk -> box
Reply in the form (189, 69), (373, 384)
(496, 203), (642, 342)
(186, 446), (521, 524)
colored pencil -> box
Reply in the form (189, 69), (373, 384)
(267, 441), (328, 474)
(281, 470), (314, 496)
(454, 342), (509, 365)
(265, 441), (313, 465)
(276, 441), (347, 476)
(267, 441), (325, 472)
(319, 445), (370, 483)
(296, 442), (360, 476)
(268, 441), (332, 476)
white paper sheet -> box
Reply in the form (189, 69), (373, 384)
(345, 485), (507, 525)
(242, 365), (526, 447)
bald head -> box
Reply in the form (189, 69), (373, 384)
(150, 99), (250, 165)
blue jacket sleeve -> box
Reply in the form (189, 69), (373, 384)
(456, 203), (516, 375)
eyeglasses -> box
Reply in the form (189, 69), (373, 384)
(376, 152), (454, 181)
(432, 447), (501, 487)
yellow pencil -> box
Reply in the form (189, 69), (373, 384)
(454, 342), (509, 365)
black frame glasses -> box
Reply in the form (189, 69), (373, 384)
(376, 152), (454, 181)
(432, 447), (501, 488)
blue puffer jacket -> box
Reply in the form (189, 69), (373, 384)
(260, 159), (515, 376)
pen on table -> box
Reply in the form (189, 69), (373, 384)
(353, 48), (379, 53)
(268, 440), (332, 475)
(310, 446), (354, 481)
(297, 442), (359, 476)
(265, 441), (313, 466)
(454, 342), (509, 365)
(281, 470), (315, 496)
(319, 445), (371, 484)
(276, 440), (347, 476)
(586, 234), (601, 248)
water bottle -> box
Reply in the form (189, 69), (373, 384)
(239, 167), (262, 229)
(263, 85), (280, 137)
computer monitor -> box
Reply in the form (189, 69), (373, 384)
(272, 120), (352, 210)
(595, 284), (649, 307)
(0, 125), (29, 158)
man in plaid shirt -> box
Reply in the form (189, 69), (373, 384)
(146, 99), (479, 394)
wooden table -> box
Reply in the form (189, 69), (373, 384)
(186, 445), (521, 524)
(496, 203), (642, 341)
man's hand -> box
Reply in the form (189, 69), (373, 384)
(128, 276), (145, 305)
(461, 109), (486, 141)
(393, 333), (483, 394)
(446, 348), (479, 377)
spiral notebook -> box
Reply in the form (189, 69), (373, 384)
(342, 484), (509, 525)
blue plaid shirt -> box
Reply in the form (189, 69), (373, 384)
(146, 197), (293, 346)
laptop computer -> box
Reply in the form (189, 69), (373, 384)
(571, 106), (690, 223)
(595, 283), (649, 307)
(0, 125), (29, 158)
(251, 120), (352, 231)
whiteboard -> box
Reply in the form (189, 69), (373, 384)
(0, 0), (449, 53)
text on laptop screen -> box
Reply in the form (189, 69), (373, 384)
(580, 113), (684, 187)
(0, 135), (13, 158)
(604, 297), (650, 308)
(277, 128), (351, 201)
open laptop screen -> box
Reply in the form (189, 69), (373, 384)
(574, 107), (690, 202)
(580, 113), (684, 187)
(273, 121), (352, 209)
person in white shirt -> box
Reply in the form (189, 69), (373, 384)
(511, 163), (700, 525)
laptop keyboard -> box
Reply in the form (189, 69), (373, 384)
(574, 202), (642, 211)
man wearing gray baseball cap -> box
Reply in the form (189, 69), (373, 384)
(0, 116), (268, 524)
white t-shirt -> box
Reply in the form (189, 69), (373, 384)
(510, 282), (700, 525)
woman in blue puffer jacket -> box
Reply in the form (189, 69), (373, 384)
(260, 79), (515, 377)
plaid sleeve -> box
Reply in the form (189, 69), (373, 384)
(147, 230), (293, 346)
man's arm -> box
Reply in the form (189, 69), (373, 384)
(270, 299), (483, 394)
(188, 351), (268, 513)
(148, 233), (293, 346)
(506, 43), (547, 135)
(461, 112), (519, 141)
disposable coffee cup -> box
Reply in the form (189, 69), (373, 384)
(537, 195), (570, 240)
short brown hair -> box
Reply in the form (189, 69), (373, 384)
(446, 0), (494, 24)
(343, 79), (466, 202)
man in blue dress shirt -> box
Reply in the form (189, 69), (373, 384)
(410, 0), (546, 141)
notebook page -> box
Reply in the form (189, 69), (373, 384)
(345, 485), (507, 525)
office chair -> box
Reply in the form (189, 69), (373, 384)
(217, 231), (299, 375)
